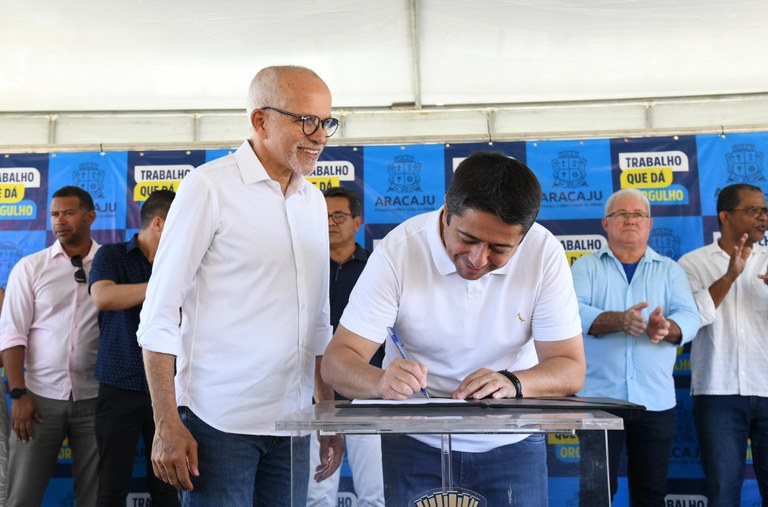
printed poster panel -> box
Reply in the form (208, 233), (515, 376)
(364, 223), (399, 252)
(697, 132), (768, 216)
(363, 144), (445, 224)
(647, 216), (703, 261)
(670, 388), (705, 480)
(611, 136), (701, 216)
(0, 231), (46, 289)
(0, 153), (49, 230)
(47, 151), (128, 232)
(205, 148), (234, 163)
(443, 141), (527, 183)
(126, 150), (203, 229)
(674, 343), (692, 388)
(540, 218), (607, 267)
(527, 139), (613, 221)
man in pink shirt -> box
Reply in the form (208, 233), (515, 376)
(0, 185), (101, 506)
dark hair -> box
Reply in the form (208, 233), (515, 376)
(140, 190), (176, 228)
(323, 186), (362, 217)
(717, 183), (762, 215)
(52, 186), (95, 212)
(445, 152), (541, 233)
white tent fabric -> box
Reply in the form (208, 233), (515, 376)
(1, 0), (767, 148)
(3, 0), (767, 110)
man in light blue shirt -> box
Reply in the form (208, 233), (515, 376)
(572, 188), (700, 506)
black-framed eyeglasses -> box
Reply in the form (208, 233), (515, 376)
(328, 211), (354, 224)
(728, 206), (768, 218)
(260, 106), (339, 137)
(605, 211), (650, 221)
(71, 255), (86, 284)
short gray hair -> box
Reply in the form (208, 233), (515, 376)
(245, 65), (321, 119)
(604, 188), (651, 217)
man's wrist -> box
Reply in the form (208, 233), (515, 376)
(497, 370), (523, 398)
(10, 387), (28, 400)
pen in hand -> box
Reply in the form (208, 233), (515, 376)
(387, 326), (430, 399)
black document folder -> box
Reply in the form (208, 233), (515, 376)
(338, 397), (645, 411)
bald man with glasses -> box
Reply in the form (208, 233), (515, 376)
(0, 185), (100, 506)
(572, 188), (700, 506)
(138, 66), (342, 506)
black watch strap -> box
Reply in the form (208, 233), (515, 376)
(497, 370), (523, 398)
(10, 387), (28, 400)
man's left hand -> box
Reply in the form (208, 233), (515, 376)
(646, 306), (670, 344)
(314, 434), (344, 482)
(452, 368), (516, 400)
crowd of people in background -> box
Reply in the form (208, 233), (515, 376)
(0, 64), (765, 507)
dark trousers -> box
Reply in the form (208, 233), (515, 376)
(693, 394), (768, 507)
(579, 408), (676, 507)
(95, 383), (180, 507)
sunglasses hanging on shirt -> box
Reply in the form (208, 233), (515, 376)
(71, 255), (86, 284)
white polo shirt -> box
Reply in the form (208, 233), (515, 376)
(340, 208), (581, 452)
(138, 140), (332, 435)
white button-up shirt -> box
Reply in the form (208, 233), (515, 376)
(0, 239), (101, 400)
(678, 242), (768, 397)
(137, 140), (332, 435)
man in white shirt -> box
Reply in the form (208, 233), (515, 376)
(137, 66), (341, 506)
(0, 185), (100, 506)
(322, 152), (586, 506)
(678, 183), (768, 507)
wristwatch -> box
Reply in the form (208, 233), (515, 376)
(9, 387), (28, 400)
(497, 370), (523, 398)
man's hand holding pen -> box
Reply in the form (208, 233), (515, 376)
(378, 357), (430, 400)
(383, 326), (431, 399)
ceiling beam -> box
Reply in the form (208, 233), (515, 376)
(2, 93), (768, 153)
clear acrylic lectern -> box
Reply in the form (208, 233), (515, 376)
(276, 400), (624, 506)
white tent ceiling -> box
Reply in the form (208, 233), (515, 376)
(2, 0), (768, 149)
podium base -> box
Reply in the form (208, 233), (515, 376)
(409, 487), (487, 507)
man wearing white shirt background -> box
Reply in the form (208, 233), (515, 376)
(678, 183), (768, 507)
(0, 185), (100, 507)
(137, 65), (342, 506)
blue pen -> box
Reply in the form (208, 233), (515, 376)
(387, 326), (430, 399)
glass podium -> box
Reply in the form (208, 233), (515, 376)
(276, 399), (624, 506)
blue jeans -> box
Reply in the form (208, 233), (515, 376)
(693, 395), (768, 507)
(578, 408), (676, 507)
(381, 434), (547, 506)
(178, 407), (309, 507)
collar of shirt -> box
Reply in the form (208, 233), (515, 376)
(124, 233), (149, 261)
(50, 237), (99, 263)
(351, 244), (369, 262)
(331, 244), (369, 268)
(706, 239), (767, 261)
(234, 140), (308, 197)
(597, 244), (663, 265)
